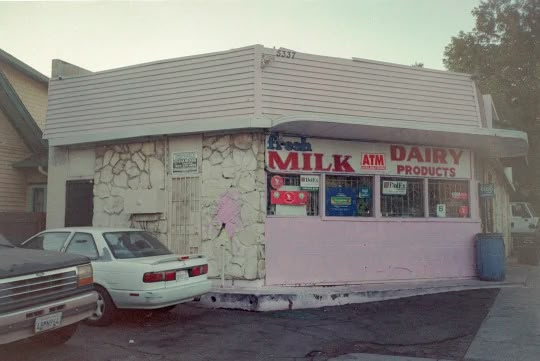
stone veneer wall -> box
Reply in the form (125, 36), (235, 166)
(93, 140), (168, 242)
(201, 133), (266, 280)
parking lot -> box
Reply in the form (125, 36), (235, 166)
(3, 289), (497, 361)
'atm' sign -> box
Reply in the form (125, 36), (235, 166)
(361, 153), (386, 170)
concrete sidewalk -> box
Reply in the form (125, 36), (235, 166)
(194, 264), (528, 311)
(465, 263), (540, 361)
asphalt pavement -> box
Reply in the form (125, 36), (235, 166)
(2, 289), (498, 361)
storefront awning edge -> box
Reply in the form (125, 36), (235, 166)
(271, 115), (528, 158)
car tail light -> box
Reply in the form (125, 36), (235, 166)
(190, 265), (208, 277)
(77, 264), (93, 287)
(164, 271), (176, 281)
(143, 272), (164, 283)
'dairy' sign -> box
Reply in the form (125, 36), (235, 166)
(266, 135), (472, 179)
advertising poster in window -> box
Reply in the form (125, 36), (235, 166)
(273, 186), (308, 216)
(300, 175), (320, 191)
(172, 152), (198, 175)
(326, 188), (357, 216)
(382, 181), (407, 195)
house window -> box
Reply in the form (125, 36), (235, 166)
(381, 177), (424, 217)
(325, 175), (373, 217)
(28, 185), (47, 212)
(428, 180), (470, 217)
(267, 173), (320, 216)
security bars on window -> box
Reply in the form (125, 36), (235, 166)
(381, 177), (424, 217)
(267, 173), (320, 216)
(428, 179), (470, 217)
(326, 175), (373, 217)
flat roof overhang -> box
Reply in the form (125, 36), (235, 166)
(271, 115), (528, 158)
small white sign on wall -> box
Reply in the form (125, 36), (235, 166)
(172, 152), (198, 175)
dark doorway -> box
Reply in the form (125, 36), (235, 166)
(65, 180), (94, 227)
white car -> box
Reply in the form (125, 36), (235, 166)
(20, 228), (212, 326)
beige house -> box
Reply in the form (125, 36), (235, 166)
(0, 49), (49, 242)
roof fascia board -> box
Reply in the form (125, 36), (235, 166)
(0, 49), (48, 84)
(0, 72), (47, 153)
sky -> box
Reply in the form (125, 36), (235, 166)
(0, 0), (481, 77)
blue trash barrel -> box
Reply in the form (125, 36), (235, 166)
(475, 233), (506, 281)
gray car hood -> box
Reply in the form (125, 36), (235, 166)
(0, 247), (90, 279)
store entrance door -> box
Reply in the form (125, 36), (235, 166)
(65, 180), (94, 227)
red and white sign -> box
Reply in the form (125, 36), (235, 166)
(459, 206), (469, 217)
(266, 136), (472, 179)
(270, 190), (309, 205)
(361, 153), (386, 170)
(451, 192), (469, 200)
(270, 175), (284, 189)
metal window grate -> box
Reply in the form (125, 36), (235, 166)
(326, 175), (373, 217)
(171, 177), (201, 254)
(267, 173), (319, 216)
(381, 177), (424, 217)
(428, 180), (470, 217)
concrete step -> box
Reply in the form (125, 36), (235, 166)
(192, 265), (528, 311)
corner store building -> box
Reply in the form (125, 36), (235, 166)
(44, 45), (527, 286)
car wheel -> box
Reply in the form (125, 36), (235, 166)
(85, 286), (116, 327)
(32, 323), (79, 346)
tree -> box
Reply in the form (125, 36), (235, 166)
(411, 62), (424, 68)
(443, 0), (539, 130)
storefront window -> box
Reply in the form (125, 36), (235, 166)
(325, 175), (373, 217)
(266, 173), (320, 216)
(381, 177), (424, 217)
(429, 180), (470, 218)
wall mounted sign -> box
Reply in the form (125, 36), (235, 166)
(300, 175), (320, 191)
(266, 135), (472, 179)
(361, 153), (386, 170)
(172, 152), (198, 175)
(270, 175), (284, 189)
(326, 188), (357, 216)
(436, 204), (447, 217)
(270, 190), (309, 205)
(382, 181), (407, 195)
(479, 183), (495, 198)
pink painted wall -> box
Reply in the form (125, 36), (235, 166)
(265, 217), (482, 285)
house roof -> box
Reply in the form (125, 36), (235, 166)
(0, 48), (48, 84)
(0, 51), (48, 157)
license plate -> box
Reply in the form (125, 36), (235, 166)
(176, 270), (189, 281)
(34, 312), (62, 333)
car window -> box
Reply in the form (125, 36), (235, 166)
(512, 204), (531, 218)
(22, 232), (71, 251)
(103, 231), (172, 259)
(65, 233), (98, 259)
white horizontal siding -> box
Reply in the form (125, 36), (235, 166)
(45, 47), (257, 143)
(261, 48), (481, 128)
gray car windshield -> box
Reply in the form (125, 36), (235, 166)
(102, 231), (172, 259)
